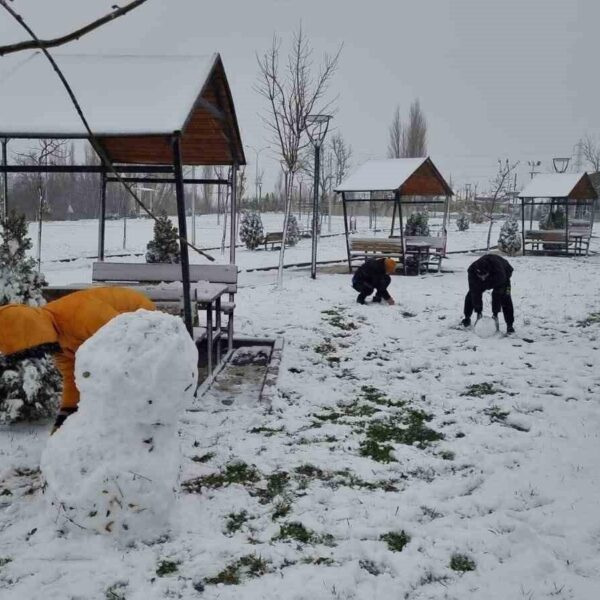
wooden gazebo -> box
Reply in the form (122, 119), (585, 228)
(335, 157), (453, 273)
(0, 52), (246, 332)
(519, 173), (596, 256)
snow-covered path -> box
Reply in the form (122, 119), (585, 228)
(0, 223), (599, 599)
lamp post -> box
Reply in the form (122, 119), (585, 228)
(246, 145), (269, 204)
(306, 114), (332, 279)
(552, 157), (570, 173)
(527, 160), (541, 179)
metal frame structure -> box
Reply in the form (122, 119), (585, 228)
(0, 53), (245, 335)
(336, 157), (453, 273)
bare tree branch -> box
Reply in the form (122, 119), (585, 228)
(578, 134), (600, 172)
(0, 0), (149, 56)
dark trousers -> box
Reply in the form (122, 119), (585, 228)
(352, 274), (391, 301)
(464, 281), (514, 326)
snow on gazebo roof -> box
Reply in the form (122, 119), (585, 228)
(335, 157), (452, 196)
(519, 173), (597, 200)
(0, 52), (245, 165)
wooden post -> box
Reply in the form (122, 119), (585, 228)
(390, 200), (397, 237)
(342, 193), (352, 273)
(396, 192), (406, 275)
(521, 198), (526, 256)
(97, 171), (106, 260)
(564, 197), (569, 256)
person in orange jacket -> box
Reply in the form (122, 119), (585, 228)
(0, 287), (155, 429)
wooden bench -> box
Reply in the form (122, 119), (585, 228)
(524, 228), (592, 255)
(349, 236), (446, 273)
(264, 231), (284, 250)
(91, 262), (238, 350)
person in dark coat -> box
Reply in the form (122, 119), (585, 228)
(462, 254), (514, 333)
(352, 257), (397, 305)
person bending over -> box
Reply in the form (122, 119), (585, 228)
(0, 287), (155, 430)
(462, 254), (514, 334)
(352, 257), (397, 305)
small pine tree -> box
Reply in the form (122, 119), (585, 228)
(239, 211), (264, 250)
(456, 212), (470, 231)
(286, 214), (300, 246)
(404, 210), (430, 236)
(0, 212), (61, 424)
(497, 217), (522, 255)
(146, 213), (180, 263)
(539, 206), (565, 230)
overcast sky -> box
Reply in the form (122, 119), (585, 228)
(1, 0), (598, 193)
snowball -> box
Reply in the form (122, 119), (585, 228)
(474, 316), (499, 339)
(40, 310), (198, 543)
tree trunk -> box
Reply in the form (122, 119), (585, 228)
(277, 171), (294, 289)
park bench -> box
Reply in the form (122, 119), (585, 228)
(524, 227), (591, 255)
(91, 262), (238, 351)
(263, 231), (284, 250)
(349, 235), (446, 273)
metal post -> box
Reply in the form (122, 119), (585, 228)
(311, 144), (321, 279)
(1, 138), (8, 221)
(342, 192), (352, 273)
(191, 166), (196, 245)
(397, 193), (406, 275)
(172, 134), (193, 336)
(98, 172), (106, 260)
(390, 200), (397, 236)
(521, 199), (526, 256)
(564, 198), (569, 256)
(230, 164), (238, 265)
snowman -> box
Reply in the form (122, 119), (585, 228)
(40, 310), (198, 543)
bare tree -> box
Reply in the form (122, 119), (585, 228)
(578, 134), (600, 172)
(480, 159), (519, 251)
(387, 106), (404, 159)
(0, 0), (149, 56)
(256, 26), (341, 287)
(16, 139), (67, 269)
(331, 132), (352, 186)
(404, 99), (427, 158)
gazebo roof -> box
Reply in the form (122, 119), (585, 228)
(0, 52), (245, 166)
(519, 173), (597, 200)
(335, 157), (453, 196)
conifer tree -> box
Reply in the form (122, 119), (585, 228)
(145, 213), (180, 263)
(456, 212), (470, 231)
(286, 214), (300, 246)
(498, 216), (522, 255)
(0, 212), (61, 424)
(404, 210), (430, 236)
(239, 211), (264, 250)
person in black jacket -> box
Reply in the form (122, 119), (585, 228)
(352, 257), (397, 305)
(462, 254), (515, 333)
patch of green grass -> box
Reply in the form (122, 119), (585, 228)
(272, 500), (292, 520)
(156, 560), (179, 577)
(484, 405), (510, 422)
(295, 464), (326, 479)
(248, 426), (284, 436)
(181, 461), (260, 493)
(360, 385), (406, 408)
(449, 553), (476, 572)
(225, 510), (249, 534)
(258, 471), (289, 503)
(204, 554), (269, 586)
(380, 530), (411, 552)
(0, 557), (12, 567)
(303, 556), (335, 566)
(577, 312), (600, 327)
(461, 382), (503, 397)
(365, 410), (443, 449)
(314, 340), (336, 356)
(321, 308), (358, 331)
(105, 582), (127, 600)
(274, 521), (335, 546)
(0, 489), (12, 496)
(359, 439), (395, 463)
(191, 452), (214, 463)
(439, 450), (456, 461)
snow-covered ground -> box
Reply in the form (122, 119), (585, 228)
(1, 216), (599, 599)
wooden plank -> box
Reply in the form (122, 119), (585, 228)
(92, 262), (237, 284)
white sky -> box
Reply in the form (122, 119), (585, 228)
(1, 0), (598, 194)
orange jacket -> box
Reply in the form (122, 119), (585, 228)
(0, 287), (155, 409)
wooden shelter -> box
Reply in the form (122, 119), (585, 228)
(519, 173), (596, 256)
(335, 157), (453, 273)
(0, 53), (246, 333)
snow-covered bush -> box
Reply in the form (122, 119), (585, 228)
(146, 213), (180, 263)
(470, 209), (485, 224)
(497, 217), (521, 255)
(456, 212), (470, 231)
(0, 212), (61, 424)
(404, 210), (430, 236)
(41, 310), (198, 544)
(286, 214), (300, 246)
(239, 211), (264, 250)
(539, 206), (565, 230)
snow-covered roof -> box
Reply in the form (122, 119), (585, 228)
(519, 173), (592, 199)
(336, 158), (427, 192)
(0, 53), (217, 136)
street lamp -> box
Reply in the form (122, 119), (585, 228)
(246, 145), (269, 204)
(552, 157), (570, 173)
(306, 114), (332, 279)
